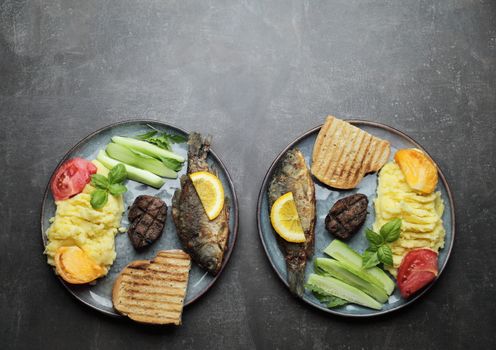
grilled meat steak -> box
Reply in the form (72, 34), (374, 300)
(325, 194), (368, 240)
(172, 133), (229, 275)
(128, 195), (167, 249)
(268, 148), (315, 297)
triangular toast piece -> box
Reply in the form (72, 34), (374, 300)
(311, 116), (390, 189)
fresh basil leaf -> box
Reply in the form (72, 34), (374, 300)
(90, 189), (108, 209)
(377, 245), (393, 266)
(134, 130), (157, 140)
(365, 228), (383, 247)
(108, 183), (127, 196)
(90, 174), (109, 189)
(362, 250), (380, 269)
(380, 218), (402, 243)
(108, 164), (127, 184)
(160, 157), (183, 172)
(366, 244), (378, 253)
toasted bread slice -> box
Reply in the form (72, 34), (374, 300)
(112, 250), (191, 325)
(311, 116), (390, 189)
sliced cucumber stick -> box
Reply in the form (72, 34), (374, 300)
(307, 274), (383, 310)
(314, 258), (389, 303)
(112, 136), (185, 162)
(96, 150), (165, 188)
(324, 240), (395, 295)
(106, 143), (177, 179)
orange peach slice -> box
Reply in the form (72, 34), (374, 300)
(394, 148), (438, 194)
(55, 246), (104, 284)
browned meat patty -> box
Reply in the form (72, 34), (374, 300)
(325, 194), (368, 240)
(128, 195), (167, 249)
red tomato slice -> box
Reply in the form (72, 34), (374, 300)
(50, 158), (97, 201)
(397, 248), (439, 298)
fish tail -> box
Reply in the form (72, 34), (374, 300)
(287, 265), (305, 297)
(187, 132), (211, 173)
(188, 132), (211, 159)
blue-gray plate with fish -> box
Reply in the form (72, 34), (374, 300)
(257, 120), (455, 317)
(41, 120), (238, 317)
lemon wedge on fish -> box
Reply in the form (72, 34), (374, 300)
(270, 192), (306, 243)
(190, 171), (225, 220)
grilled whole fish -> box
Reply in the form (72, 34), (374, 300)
(172, 133), (229, 275)
(268, 148), (315, 296)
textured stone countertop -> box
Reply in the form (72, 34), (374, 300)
(1, 1), (495, 349)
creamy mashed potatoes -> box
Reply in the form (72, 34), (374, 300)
(373, 162), (445, 276)
(45, 160), (125, 274)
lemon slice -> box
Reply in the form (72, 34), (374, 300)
(190, 171), (225, 220)
(270, 192), (306, 243)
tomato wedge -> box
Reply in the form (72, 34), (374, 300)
(50, 158), (97, 201)
(397, 249), (439, 298)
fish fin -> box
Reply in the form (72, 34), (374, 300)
(305, 221), (316, 258)
(221, 197), (230, 254)
(172, 188), (180, 201)
(172, 184), (183, 209)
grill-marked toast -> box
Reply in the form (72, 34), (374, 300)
(311, 116), (390, 189)
(112, 250), (191, 325)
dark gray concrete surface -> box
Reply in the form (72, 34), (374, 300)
(1, 0), (495, 349)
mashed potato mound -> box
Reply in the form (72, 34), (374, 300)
(373, 162), (445, 276)
(45, 160), (125, 274)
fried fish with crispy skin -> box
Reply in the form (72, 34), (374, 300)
(172, 133), (229, 275)
(268, 148), (315, 296)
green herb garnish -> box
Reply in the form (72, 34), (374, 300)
(135, 129), (187, 151)
(107, 163), (127, 184)
(314, 292), (349, 308)
(90, 164), (128, 209)
(134, 130), (158, 141)
(362, 218), (402, 269)
(305, 283), (348, 308)
(90, 189), (108, 209)
(160, 156), (183, 172)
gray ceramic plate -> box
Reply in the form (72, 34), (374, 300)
(257, 120), (455, 317)
(41, 120), (238, 316)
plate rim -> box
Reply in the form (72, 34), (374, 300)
(256, 119), (456, 317)
(40, 119), (239, 317)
